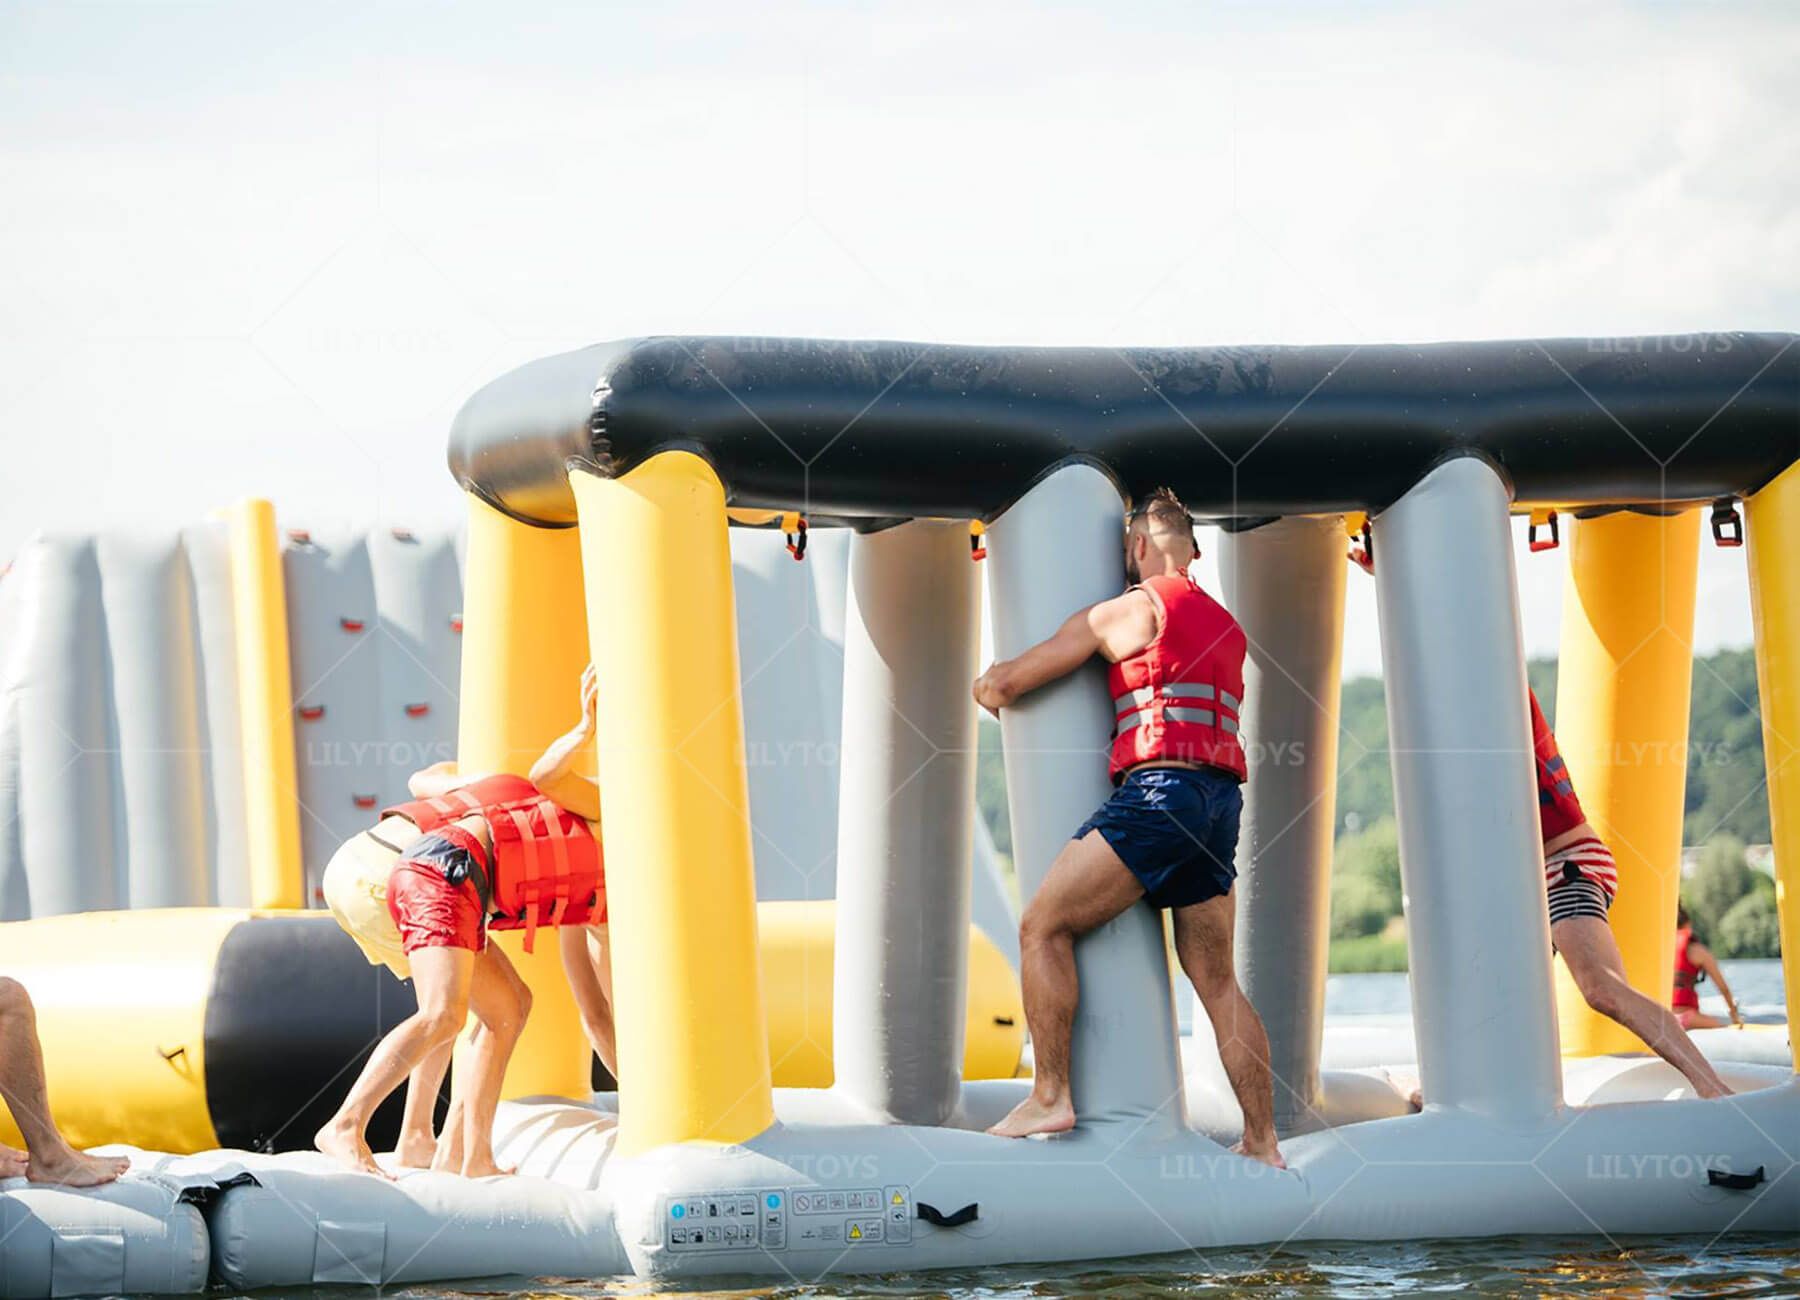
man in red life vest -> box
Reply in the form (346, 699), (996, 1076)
(1672, 904), (1743, 1030)
(974, 488), (1283, 1168)
(316, 667), (611, 1177)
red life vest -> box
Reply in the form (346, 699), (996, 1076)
(1530, 690), (1587, 842)
(384, 773), (604, 951)
(1107, 573), (1248, 783)
(1672, 927), (1703, 1010)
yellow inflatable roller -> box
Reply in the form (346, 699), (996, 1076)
(0, 902), (1023, 1155)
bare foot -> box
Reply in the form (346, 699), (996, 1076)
(391, 1131), (438, 1169)
(1697, 1081), (1735, 1100)
(0, 1143), (28, 1179)
(314, 1118), (390, 1179)
(459, 1152), (514, 1179)
(26, 1145), (130, 1187)
(1232, 1137), (1287, 1171)
(986, 1093), (1076, 1139)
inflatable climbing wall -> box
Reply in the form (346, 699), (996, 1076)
(0, 512), (1018, 951)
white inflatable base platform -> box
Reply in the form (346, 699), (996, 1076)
(7, 1066), (1792, 1297)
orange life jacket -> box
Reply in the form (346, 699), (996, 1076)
(1107, 573), (1248, 783)
(384, 773), (604, 951)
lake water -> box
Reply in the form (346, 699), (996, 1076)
(1325, 957), (1788, 1021)
(273, 963), (1791, 1300)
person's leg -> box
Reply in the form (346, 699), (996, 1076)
(1677, 1007), (1726, 1030)
(1553, 917), (1732, 1099)
(559, 923), (617, 1079)
(314, 946), (474, 1175)
(988, 830), (1146, 1138)
(391, 1038), (453, 1167)
(1173, 894), (1284, 1167)
(428, 1024), (478, 1176)
(0, 978), (130, 1186)
(455, 942), (532, 1177)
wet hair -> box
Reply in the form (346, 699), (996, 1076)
(1127, 486), (1197, 550)
(1677, 903), (1690, 929)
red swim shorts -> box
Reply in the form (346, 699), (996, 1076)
(386, 853), (486, 956)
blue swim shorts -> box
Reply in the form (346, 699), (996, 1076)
(1073, 766), (1241, 910)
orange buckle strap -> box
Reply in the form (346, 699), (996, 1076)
(538, 801), (576, 910)
(1345, 512), (1373, 573)
(505, 806), (544, 952)
(1527, 507), (1560, 552)
(782, 512), (808, 561)
(969, 520), (987, 562)
(1711, 497), (1744, 548)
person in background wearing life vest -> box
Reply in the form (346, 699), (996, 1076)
(315, 667), (608, 1178)
(973, 488), (1283, 1168)
(1672, 905), (1743, 1030)
(1349, 549), (1731, 1102)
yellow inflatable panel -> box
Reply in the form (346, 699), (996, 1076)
(0, 909), (232, 1154)
(1746, 462), (1800, 1070)
(226, 499), (304, 911)
(572, 454), (775, 1156)
(1554, 510), (1698, 1056)
(455, 494), (595, 1101)
(758, 900), (1024, 1087)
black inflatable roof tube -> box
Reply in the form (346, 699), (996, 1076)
(446, 334), (1800, 528)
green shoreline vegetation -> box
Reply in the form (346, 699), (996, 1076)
(977, 649), (1782, 973)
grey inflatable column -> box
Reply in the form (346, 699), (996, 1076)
(97, 534), (210, 908)
(833, 521), (979, 1125)
(1217, 515), (1345, 1133)
(14, 536), (121, 915)
(987, 466), (1184, 1133)
(1372, 457), (1561, 1120)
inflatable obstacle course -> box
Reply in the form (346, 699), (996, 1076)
(2, 334), (1797, 1296)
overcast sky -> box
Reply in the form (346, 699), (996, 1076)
(4, 1), (1795, 676)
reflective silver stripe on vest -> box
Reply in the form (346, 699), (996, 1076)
(1163, 706), (1217, 728)
(1115, 708), (1152, 734)
(1112, 682), (1238, 713)
(1162, 682), (1216, 701)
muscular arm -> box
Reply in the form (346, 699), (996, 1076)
(1692, 942), (1741, 1022)
(972, 590), (1158, 715)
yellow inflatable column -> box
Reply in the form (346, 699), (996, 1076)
(569, 453), (773, 1157)
(226, 498), (304, 910)
(1554, 510), (1699, 1055)
(1746, 465), (1800, 1071)
(456, 494), (593, 1099)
